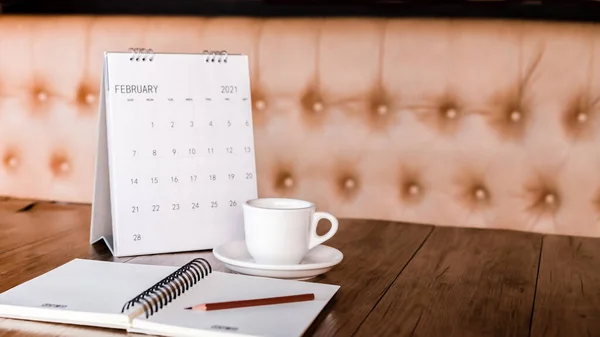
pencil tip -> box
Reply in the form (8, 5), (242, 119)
(184, 307), (192, 310)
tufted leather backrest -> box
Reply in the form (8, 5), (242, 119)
(1, 16), (599, 237)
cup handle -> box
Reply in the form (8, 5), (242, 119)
(308, 212), (339, 250)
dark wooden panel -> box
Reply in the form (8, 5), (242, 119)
(0, 202), (92, 254)
(530, 235), (600, 336)
(354, 226), (542, 337)
(304, 219), (433, 337)
(0, 199), (36, 215)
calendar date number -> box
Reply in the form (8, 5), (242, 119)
(133, 234), (142, 241)
(221, 85), (237, 94)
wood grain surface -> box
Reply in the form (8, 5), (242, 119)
(1, 199), (600, 337)
(353, 226), (542, 337)
(303, 219), (432, 337)
(530, 235), (600, 337)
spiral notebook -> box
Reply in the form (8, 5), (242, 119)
(0, 259), (339, 337)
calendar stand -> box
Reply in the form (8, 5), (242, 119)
(90, 49), (258, 257)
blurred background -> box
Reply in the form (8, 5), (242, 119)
(1, 0), (600, 239)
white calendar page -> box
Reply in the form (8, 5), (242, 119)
(91, 51), (257, 257)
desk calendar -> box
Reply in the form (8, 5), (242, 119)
(90, 49), (258, 257)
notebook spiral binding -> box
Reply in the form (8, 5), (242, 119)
(127, 48), (229, 63)
(120, 258), (212, 318)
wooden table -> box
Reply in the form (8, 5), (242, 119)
(1, 198), (599, 336)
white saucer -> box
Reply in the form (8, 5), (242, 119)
(212, 240), (343, 280)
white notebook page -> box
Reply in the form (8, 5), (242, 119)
(0, 259), (178, 329)
(130, 272), (339, 337)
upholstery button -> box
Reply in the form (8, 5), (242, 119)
(474, 188), (486, 200)
(59, 161), (70, 173)
(85, 93), (95, 104)
(283, 176), (293, 188)
(313, 101), (324, 112)
(344, 178), (356, 190)
(37, 91), (48, 102)
(577, 112), (588, 123)
(4, 155), (17, 168)
(510, 111), (521, 122)
(50, 153), (71, 176)
(446, 108), (457, 119)
(408, 184), (420, 196)
(254, 100), (266, 110)
(377, 105), (388, 116)
(544, 193), (556, 204)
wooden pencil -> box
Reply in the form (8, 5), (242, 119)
(184, 293), (315, 311)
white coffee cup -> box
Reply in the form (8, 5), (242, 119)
(242, 198), (339, 265)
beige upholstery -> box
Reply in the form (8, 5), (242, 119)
(1, 15), (600, 237)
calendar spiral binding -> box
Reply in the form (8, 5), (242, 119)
(202, 50), (229, 63)
(128, 48), (155, 62)
(120, 258), (212, 318)
(127, 48), (229, 63)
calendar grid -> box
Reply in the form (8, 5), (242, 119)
(92, 50), (257, 257)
